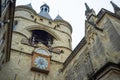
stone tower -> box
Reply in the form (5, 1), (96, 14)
(0, 3), (72, 80)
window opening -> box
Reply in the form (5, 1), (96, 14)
(31, 30), (53, 47)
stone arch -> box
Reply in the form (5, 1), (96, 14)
(25, 25), (61, 40)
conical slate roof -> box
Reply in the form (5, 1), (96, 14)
(39, 12), (52, 19)
(26, 3), (33, 8)
(54, 14), (63, 20)
(38, 3), (52, 19)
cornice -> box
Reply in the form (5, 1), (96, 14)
(97, 8), (120, 24)
(52, 46), (72, 52)
(89, 62), (120, 80)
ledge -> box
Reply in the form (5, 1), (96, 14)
(89, 62), (120, 80)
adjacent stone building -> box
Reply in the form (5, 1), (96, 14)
(0, 0), (16, 67)
(0, 1), (120, 80)
(63, 1), (120, 80)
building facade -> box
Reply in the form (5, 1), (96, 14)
(0, 1), (120, 80)
(0, 0), (16, 67)
(0, 3), (72, 80)
(63, 1), (120, 80)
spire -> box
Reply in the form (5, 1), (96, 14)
(110, 1), (120, 13)
(38, 3), (52, 19)
(54, 14), (63, 20)
(85, 3), (91, 12)
(85, 3), (96, 19)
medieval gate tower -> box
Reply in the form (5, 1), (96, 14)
(0, 1), (120, 80)
(0, 3), (72, 80)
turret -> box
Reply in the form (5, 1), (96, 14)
(38, 3), (52, 19)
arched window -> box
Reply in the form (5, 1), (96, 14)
(31, 30), (53, 46)
(45, 8), (48, 12)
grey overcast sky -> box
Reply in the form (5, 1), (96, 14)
(16, 0), (120, 49)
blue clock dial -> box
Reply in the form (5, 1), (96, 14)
(34, 56), (48, 69)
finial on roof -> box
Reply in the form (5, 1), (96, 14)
(110, 1), (120, 13)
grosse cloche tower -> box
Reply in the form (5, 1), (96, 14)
(0, 1), (120, 80)
(0, 3), (72, 80)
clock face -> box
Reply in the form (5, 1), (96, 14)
(34, 48), (49, 55)
(34, 56), (48, 69)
